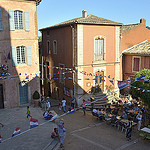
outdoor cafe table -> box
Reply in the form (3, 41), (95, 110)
(120, 119), (137, 126)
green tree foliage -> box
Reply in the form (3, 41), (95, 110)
(130, 69), (150, 105)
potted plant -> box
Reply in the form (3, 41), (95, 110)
(32, 91), (40, 107)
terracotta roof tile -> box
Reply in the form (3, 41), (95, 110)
(120, 23), (140, 34)
(122, 40), (150, 55)
(40, 14), (122, 30)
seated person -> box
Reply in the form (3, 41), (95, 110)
(105, 112), (111, 121)
(122, 111), (128, 120)
(43, 110), (53, 120)
(97, 108), (102, 117)
(106, 106), (112, 114)
(92, 108), (98, 116)
(51, 128), (58, 139)
(112, 108), (118, 116)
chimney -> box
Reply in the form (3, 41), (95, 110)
(82, 10), (87, 18)
(140, 18), (146, 25)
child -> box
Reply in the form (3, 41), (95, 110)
(51, 128), (58, 139)
(27, 106), (32, 118)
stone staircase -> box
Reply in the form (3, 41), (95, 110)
(86, 91), (121, 111)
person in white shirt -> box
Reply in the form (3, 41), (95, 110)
(46, 98), (51, 111)
(62, 98), (66, 113)
(136, 112), (142, 130)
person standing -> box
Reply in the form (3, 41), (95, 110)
(136, 112), (142, 131)
(126, 117), (133, 141)
(58, 119), (65, 148)
(71, 97), (76, 109)
(46, 98), (51, 111)
(62, 98), (66, 113)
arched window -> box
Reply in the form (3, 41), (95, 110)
(14, 10), (23, 30)
(94, 37), (104, 61)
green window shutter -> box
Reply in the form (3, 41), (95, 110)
(24, 11), (30, 31)
(27, 46), (32, 65)
(0, 8), (3, 30)
(8, 9), (15, 30)
(11, 46), (18, 66)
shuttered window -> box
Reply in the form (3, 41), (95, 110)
(8, 10), (30, 31)
(94, 38), (104, 61)
(11, 46), (32, 66)
(14, 10), (23, 30)
(16, 46), (26, 64)
(133, 57), (140, 71)
(0, 8), (3, 30)
(24, 11), (30, 31)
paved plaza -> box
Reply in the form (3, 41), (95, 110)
(0, 100), (150, 150)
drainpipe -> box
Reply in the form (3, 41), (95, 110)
(70, 24), (75, 97)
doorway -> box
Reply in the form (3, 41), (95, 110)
(95, 71), (104, 91)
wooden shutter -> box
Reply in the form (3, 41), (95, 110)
(0, 8), (3, 30)
(8, 9), (15, 30)
(133, 58), (140, 71)
(26, 46), (32, 65)
(11, 46), (18, 66)
(24, 11), (30, 31)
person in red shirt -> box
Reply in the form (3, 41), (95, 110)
(51, 128), (58, 139)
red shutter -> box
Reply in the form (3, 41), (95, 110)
(133, 58), (140, 71)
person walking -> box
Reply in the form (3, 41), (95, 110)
(57, 119), (65, 148)
(46, 97), (51, 111)
(26, 106), (32, 118)
(62, 98), (66, 113)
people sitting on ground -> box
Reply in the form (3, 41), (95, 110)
(97, 108), (102, 118)
(106, 105), (112, 114)
(122, 111), (128, 120)
(92, 108), (98, 116)
(51, 128), (58, 139)
(43, 110), (53, 120)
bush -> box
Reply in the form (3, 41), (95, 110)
(33, 91), (40, 99)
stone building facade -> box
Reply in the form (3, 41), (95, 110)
(0, 0), (41, 108)
(40, 10), (122, 105)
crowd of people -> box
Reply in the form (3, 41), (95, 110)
(90, 95), (149, 141)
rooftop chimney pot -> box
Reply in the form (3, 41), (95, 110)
(140, 18), (146, 25)
(82, 10), (87, 18)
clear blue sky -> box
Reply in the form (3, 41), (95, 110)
(37, 0), (150, 36)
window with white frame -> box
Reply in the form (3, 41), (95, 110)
(53, 40), (57, 54)
(14, 10), (23, 30)
(133, 57), (140, 71)
(94, 38), (104, 61)
(9, 9), (30, 31)
(11, 46), (32, 66)
(16, 46), (26, 64)
(47, 41), (50, 54)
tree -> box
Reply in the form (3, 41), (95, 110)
(130, 69), (150, 123)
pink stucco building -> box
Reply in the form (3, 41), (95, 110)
(40, 10), (122, 105)
(120, 19), (150, 80)
(0, 0), (41, 109)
